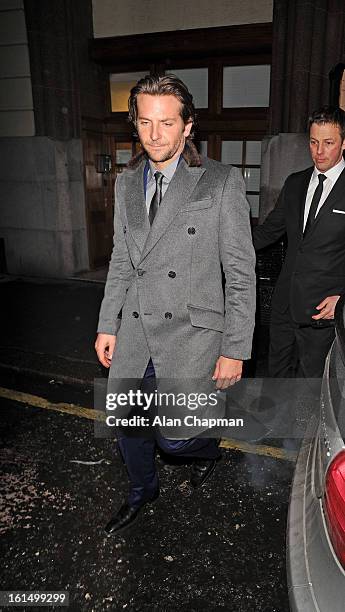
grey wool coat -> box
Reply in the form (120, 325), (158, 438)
(97, 155), (256, 380)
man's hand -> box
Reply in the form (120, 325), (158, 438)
(312, 295), (340, 321)
(95, 333), (116, 368)
(212, 356), (243, 389)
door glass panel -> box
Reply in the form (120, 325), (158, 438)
(221, 141), (243, 164)
(115, 143), (132, 165)
(247, 194), (260, 217)
(199, 140), (208, 156)
(110, 71), (148, 112)
(246, 141), (262, 164)
(170, 68), (208, 108)
(220, 139), (263, 218)
(223, 65), (270, 108)
(243, 167), (260, 191)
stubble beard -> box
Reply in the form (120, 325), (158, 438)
(141, 137), (185, 164)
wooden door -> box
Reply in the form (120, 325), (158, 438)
(83, 130), (114, 269)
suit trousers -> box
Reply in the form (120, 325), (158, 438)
(268, 307), (335, 378)
(117, 360), (221, 508)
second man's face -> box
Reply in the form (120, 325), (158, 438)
(136, 93), (192, 169)
(309, 122), (345, 173)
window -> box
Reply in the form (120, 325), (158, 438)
(110, 72), (148, 112)
(221, 140), (262, 217)
(223, 65), (270, 108)
(114, 142), (132, 166)
(199, 140), (208, 156)
(169, 68), (208, 108)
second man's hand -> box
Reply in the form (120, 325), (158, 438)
(95, 333), (116, 368)
(212, 356), (243, 389)
(312, 295), (340, 321)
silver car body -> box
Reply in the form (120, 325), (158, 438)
(287, 296), (345, 611)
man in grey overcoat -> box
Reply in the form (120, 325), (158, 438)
(95, 74), (256, 534)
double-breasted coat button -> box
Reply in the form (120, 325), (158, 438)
(168, 271), (176, 278)
(188, 227), (196, 234)
(132, 311), (139, 318)
(165, 312), (172, 319)
(137, 268), (145, 276)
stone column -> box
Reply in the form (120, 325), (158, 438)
(24, 0), (107, 139)
(0, 0), (108, 276)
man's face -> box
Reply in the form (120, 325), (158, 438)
(309, 122), (345, 172)
(136, 93), (192, 169)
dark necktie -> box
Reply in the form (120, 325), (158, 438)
(149, 171), (164, 225)
(303, 173), (326, 235)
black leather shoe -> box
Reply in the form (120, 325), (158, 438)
(190, 457), (220, 488)
(104, 490), (159, 535)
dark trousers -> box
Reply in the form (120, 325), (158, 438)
(269, 307), (335, 378)
(117, 360), (221, 508)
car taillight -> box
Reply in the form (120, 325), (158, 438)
(324, 449), (345, 569)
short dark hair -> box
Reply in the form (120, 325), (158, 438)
(128, 73), (197, 137)
(308, 106), (345, 140)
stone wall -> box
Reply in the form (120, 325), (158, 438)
(0, 0), (34, 137)
(92, 0), (273, 38)
(259, 134), (311, 222)
(0, 137), (88, 276)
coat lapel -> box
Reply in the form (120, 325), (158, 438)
(124, 159), (151, 254)
(298, 167), (313, 237)
(309, 166), (345, 231)
(140, 158), (206, 262)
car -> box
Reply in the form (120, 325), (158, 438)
(287, 293), (345, 611)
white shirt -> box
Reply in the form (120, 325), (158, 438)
(303, 157), (345, 230)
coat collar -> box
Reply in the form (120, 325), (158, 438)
(123, 158), (150, 255)
(123, 157), (206, 260)
(141, 158), (205, 262)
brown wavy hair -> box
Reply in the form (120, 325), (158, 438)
(127, 73), (201, 168)
(128, 73), (197, 136)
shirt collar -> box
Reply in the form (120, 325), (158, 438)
(312, 157), (345, 182)
(147, 155), (180, 183)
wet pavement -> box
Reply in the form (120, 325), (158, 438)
(0, 277), (294, 611)
(1, 373), (294, 612)
(0, 276), (269, 385)
(0, 277), (105, 385)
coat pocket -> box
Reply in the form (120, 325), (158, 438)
(183, 198), (213, 211)
(174, 199), (214, 227)
(187, 304), (224, 332)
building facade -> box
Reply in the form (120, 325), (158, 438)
(0, 0), (344, 277)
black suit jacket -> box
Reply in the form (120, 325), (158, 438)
(253, 166), (345, 325)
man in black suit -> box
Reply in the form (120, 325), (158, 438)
(254, 107), (345, 378)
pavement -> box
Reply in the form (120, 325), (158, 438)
(0, 274), (269, 388)
(1, 377), (293, 612)
(0, 275), (107, 387)
(1, 274), (296, 611)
